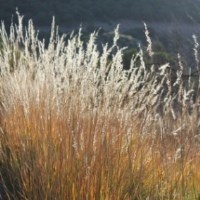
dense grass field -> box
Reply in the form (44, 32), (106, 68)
(0, 13), (200, 199)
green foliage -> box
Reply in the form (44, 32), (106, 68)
(123, 48), (138, 70)
(122, 45), (176, 71)
(153, 51), (175, 66)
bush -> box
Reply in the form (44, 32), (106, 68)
(0, 14), (199, 200)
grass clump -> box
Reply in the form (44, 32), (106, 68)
(0, 13), (200, 199)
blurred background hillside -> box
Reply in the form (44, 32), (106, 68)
(1, 0), (200, 68)
(1, 0), (200, 25)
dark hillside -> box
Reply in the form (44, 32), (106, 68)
(1, 0), (200, 25)
(1, 0), (200, 69)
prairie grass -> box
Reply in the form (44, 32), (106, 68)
(0, 13), (200, 199)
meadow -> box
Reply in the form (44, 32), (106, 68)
(0, 13), (200, 199)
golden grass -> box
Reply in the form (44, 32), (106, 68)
(0, 13), (200, 199)
(0, 97), (199, 199)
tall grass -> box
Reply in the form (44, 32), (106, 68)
(0, 13), (200, 199)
